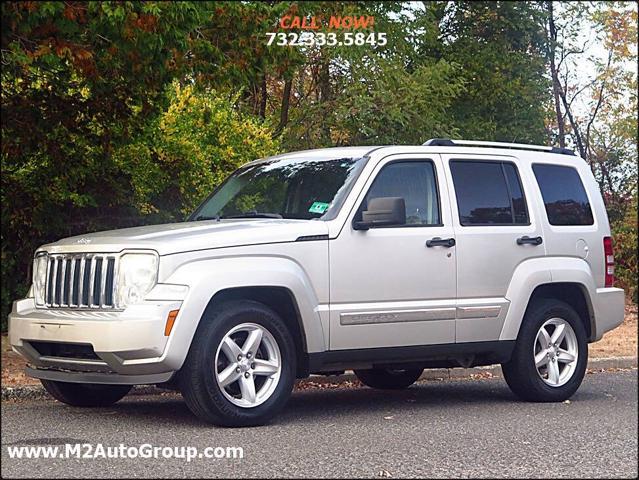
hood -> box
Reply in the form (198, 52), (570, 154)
(39, 219), (329, 256)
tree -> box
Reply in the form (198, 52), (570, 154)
(542, 1), (638, 300)
(1, 2), (207, 324)
(542, 2), (637, 165)
(440, 1), (550, 143)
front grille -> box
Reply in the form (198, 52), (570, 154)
(45, 254), (117, 308)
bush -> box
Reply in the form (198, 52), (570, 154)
(116, 82), (280, 219)
(611, 194), (638, 303)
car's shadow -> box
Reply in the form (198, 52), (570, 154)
(53, 377), (603, 429)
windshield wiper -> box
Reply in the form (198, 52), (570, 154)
(222, 212), (283, 219)
(194, 215), (220, 221)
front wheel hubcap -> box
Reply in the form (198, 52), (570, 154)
(534, 318), (578, 387)
(215, 323), (282, 408)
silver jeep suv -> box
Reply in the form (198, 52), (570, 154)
(9, 139), (625, 426)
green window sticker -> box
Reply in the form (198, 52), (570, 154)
(308, 202), (330, 214)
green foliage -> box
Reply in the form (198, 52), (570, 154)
(187, 1), (302, 89)
(611, 192), (638, 303)
(440, 1), (550, 143)
(115, 83), (280, 219)
(285, 58), (465, 148)
(0, 1), (275, 328)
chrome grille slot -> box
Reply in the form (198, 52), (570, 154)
(45, 254), (117, 309)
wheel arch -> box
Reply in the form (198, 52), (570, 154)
(524, 283), (595, 341)
(158, 255), (326, 375)
(203, 286), (310, 378)
(500, 257), (597, 342)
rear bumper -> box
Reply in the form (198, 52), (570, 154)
(591, 287), (626, 341)
(8, 297), (183, 382)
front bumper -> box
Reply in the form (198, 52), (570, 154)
(8, 297), (183, 384)
(24, 367), (174, 385)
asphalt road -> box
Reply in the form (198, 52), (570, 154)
(1, 370), (637, 479)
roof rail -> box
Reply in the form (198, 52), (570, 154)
(422, 138), (576, 156)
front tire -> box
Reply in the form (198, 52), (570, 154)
(179, 300), (296, 427)
(502, 299), (587, 402)
(40, 380), (131, 407)
(354, 367), (424, 390)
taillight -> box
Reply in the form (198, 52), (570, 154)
(603, 236), (615, 287)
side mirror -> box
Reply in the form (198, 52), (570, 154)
(353, 197), (406, 230)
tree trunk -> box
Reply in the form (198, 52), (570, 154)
(259, 75), (267, 119)
(274, 76), (293, 137)
(546, 2), (566, 148)
(559, 92), (587, 159)
(318, 58), (332, 144)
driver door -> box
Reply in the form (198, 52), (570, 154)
(329, 155), (457, 350)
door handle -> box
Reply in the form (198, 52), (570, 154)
(426, 237), (456, 248)
(517, 235), (543, 246)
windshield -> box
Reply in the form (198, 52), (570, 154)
(190, 156), (366, 221)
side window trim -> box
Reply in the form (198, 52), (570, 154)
(501, 162), (518, 224)
(449, 158), (531, 227)
(354, 158), (444, 229)
(503, 162), (531, 225)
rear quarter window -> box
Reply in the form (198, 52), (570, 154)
(532, 164), (594, 226)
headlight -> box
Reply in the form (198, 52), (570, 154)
(115, 253), (158, 308)
(33, 253), (48, 305)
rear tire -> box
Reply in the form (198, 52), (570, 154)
(179, 300), (296, 427)
(502, 299), (587, 402)
(354, 367), (423, 390)
(40, 380), (131, 407)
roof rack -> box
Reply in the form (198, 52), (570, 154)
(422, 138), (576, 156)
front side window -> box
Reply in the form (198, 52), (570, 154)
(532, 164), (594, 225)
(357, 161), (441, 226)
(450, 160), (529, 226)
(190, 157), (366, 221)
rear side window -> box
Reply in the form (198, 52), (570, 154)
(532, 164), (594, 226)
(450, 160), (529, 225)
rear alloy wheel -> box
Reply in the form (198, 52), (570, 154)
(354, 367), (423, 390)
(502, 299), (587, 402)
(533, 318), (579, 387)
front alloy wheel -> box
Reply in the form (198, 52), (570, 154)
(179, 300), (296, 427)
(215, 323), (282, 408)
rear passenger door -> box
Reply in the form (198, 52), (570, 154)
(441, 155), (546, 343)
